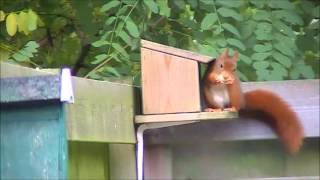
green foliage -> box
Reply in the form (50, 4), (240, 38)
(1, 0), (319, 84)
(1, 41), (40, 66)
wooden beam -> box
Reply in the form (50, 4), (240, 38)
(141, 40), (214, 63)
(0, 75), (60, 103)
(135, 111), (238, 123)
(144, 80), (319, 143)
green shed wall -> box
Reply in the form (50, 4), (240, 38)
(1, 102), (68, 179)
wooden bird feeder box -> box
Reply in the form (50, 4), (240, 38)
(141, 40), (213, 115)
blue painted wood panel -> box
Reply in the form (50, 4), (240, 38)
(1, 102), (68, 179)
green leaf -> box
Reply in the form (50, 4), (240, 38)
(237, 70), (249, 81)
(0, 10), (5, 22)
(272, 51), (292, 68)
(253, 43), (272, 53)
(197, 44), (218, 57)
(6, 13), (17, 36)
(118, 31), (132, 46)
(253, 10), (271, 21)
(112, 43), (129, 58)
(257, 22), (272, 31)
(291, 63), (315, 79)
(157, 0), (170, 17)
(272, 10), (303, 25)
(100, 0), (121, 12)
(255, 22), (273, 40)
(17, 11), (29, 34)
(313, 6), (320, 18)
(268, 0), (294, 10)
(117, 5), (129, 15)
(216, 39), (227, 47)
(12, 52), (28, 62)
(240, 53), (252, 64)
(253, 61), (269, 70)
(26, 41), (39, 48)
(250, 0), (266, 8)
(92, 54), (108, 64)
(217, 7), (243, 21)
(110, 53), (122, 63)
(27, 9), (37, 31)
(222, 23), (240, 38)
(92, 40), (110, 47)
(104, 66), (121, 77)
(251, 52), (271, 61)
(105, 17), (116, 25)
(240, 20), (256, 39)
(125, 20), (139, 38)
(300, 65), (315, 79)
(201, 13), (218, 30)
(226, 38), (246, 51)
(173, 0), (186, 10)
(270, 62), (287, 77)
(256, 69), (270, 81)
(186, 0), (197, 8)
(254, 29), (272, 41)
(216, 0), (243, 8)
(273, 20), (295, 37)
(144, 0), (159, 13)
(273, 42), (295, 58)
(19, 49), (33, 58)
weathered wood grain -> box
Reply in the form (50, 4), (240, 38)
(0, 75), (60, 103)
(68, 141), (109, 179)
(0, 62), (56, 77)
(168, 139), (319, 179)
(135, 111), (237, 123)
(141, 40), (213, 63)
(144, 80), (319, 143)
(144, 145), (172, 179)
(141, 47), (201, 114)
(1, 103), (67, 179)
(0, 62), (136, 143)
(66, 77), (136, 143)
(108, 144), (137, 179)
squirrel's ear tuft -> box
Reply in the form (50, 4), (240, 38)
(233, 51), (239, 61)
(220, 48), (229, 58)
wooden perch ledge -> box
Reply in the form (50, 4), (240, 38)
(135, 111), (238, 123)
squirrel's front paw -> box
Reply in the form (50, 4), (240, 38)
(205, 108), (223, 112)
(224, 107), (237, 112)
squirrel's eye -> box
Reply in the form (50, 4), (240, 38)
(233, 69), (236, 72)
(220, 64), (223, 68)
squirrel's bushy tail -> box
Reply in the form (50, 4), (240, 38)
(244, 90), (304, 154)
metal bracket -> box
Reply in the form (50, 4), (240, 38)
(60, 68), (74, 103)
(136, 121), (198, 180)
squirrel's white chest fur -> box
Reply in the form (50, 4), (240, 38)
(208, 84), (230, 108)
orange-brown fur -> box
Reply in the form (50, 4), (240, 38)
(204, 49), (304, 154)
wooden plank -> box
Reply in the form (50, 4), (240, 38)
(166, 140), (319, 179)
(135, 111), (237, 123)
(144, 145), (172, 179)
(144, 80), (319, 143)
(0, 62), (136, 143)
(0, 75), (60, 103)
(141, 47), (201, 114)
(144, 140), (319, 179)
(1, 103), (67, 179)
(141, 40), (213, 63)
(0, 62), (56, 77)
(108, 144), (137, 179)
(68, 141), (109, 179)
(67, 77), (136, 143)
(284, 139), (319, 176)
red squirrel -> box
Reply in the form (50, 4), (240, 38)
(203, 48), (304, 154)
